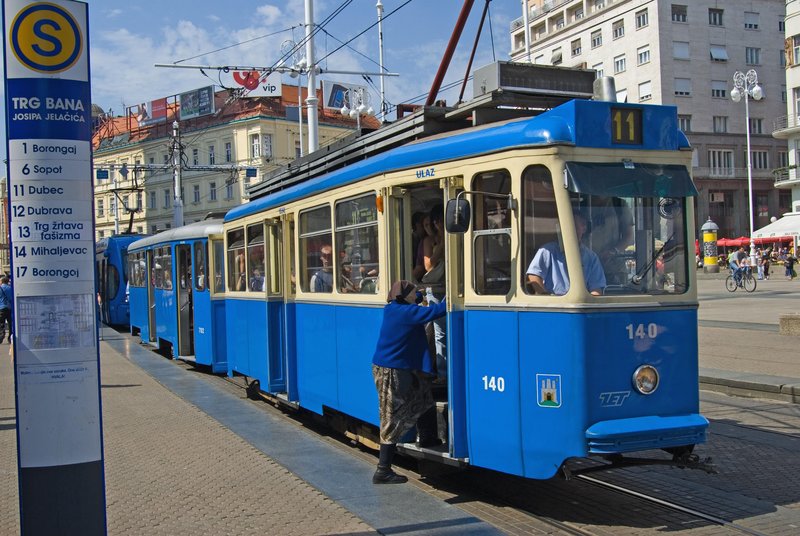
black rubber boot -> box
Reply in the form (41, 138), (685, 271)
(416, 407), (441, 448)
(373, 444), (407, 484)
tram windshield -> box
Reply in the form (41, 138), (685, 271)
(521, 162), (696, 296)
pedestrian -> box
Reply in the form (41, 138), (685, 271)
(785, 253), (797, 280)
(762, 247), (772, 280)
(371, 280), (446, 484)
(0, 276), (13, 344)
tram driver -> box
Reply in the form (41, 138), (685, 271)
(526, 211), (606, 296)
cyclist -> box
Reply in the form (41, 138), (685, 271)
(728, 246), (747, 287)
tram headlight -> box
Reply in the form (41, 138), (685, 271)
(632, 365), (659, 395)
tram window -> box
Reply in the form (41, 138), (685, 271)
(153, 249), (162, 290)
(194, 241), (207, 292)
(565, 162), (693, 294)
(266, 223), (282, 295)
(128, 254), (140, 288)
(135, 252), (146, 287)
(580, 192), (689, 295)
(153, 246), (172, 290)
(211, 240), (225, 294)
(227, 228), (246, 292)
(107, 264), (120, 300)
(162, 247), (173, 290)
(299, 205), (332, 293)
(335, 194), (379, 294)
(247, 223), (265, 292)
(472, 170), (512, 295)
(521, 166), (561, 295)
(288, 219), (296, 296)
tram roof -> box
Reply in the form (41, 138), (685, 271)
(129, 219), (223, 252)
(226, 99), (689, 224)
(96, 233), (148, 254)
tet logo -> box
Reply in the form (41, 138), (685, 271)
(10, 2), (82, 73)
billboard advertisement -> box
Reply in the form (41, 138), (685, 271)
(179, 85), (215, 120)
(322, 80), (368, 110)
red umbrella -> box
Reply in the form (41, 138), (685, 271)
(716, 237), (732, 247)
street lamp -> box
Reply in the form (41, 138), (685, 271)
(340, 88), (374, 132)
(731, 69), (763, 267)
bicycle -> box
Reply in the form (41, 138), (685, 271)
(725, 268), (757, 293)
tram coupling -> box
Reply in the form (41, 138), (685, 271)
(560, 452), (717, 479)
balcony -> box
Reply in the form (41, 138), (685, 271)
(692, 167), (776, 180)
(772, 166), (800, 188)
(772, 114), (800, 139)
(509, 0), (593, 31)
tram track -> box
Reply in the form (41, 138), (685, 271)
(192, 361), (772, 535)
(574, 474), (772, 536)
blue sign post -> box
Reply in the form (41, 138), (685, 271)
(2, 1), (106, 534)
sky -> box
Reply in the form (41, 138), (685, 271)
(1, 0), (521, 163)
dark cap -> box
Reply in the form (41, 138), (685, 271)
(387, 280), (417, 303)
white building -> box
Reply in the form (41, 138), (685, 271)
(510, 0), (789, 238)
(774, 0), (800, 212)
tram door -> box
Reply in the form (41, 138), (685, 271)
(146, 249), (156, 342)
(175, 244), (194, 356)
(264, 219), (287, 393)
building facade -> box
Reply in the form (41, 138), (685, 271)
(92, 85), (371, 238)
(510, 0), (790, 238)
(773, 0), (800, 211)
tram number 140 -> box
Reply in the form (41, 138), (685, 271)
(626, 323), (658, 339)
(482, 375), (505, 392)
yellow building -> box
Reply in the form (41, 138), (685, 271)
(92, 85), (373, 238)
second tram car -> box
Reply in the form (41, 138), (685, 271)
(128, 219), (227, 372)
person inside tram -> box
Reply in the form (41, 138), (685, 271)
(249, 269), (264, 291)
(310, 244), (333, 292)
(526, 210), (606, 296)
(339, 259), (357, 293)
(412, 214), (433, 282)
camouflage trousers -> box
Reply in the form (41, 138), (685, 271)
(372, 365), (434, 444)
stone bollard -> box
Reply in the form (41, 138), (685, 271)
(779, 313), (800, 336)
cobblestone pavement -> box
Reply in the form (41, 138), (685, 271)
(3, 278), (800, 535)
(0, 345), (18, 536)
(0, 336), (375, 536)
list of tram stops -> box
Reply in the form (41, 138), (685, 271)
(9, 139), (94, 288)
(5, 2), (105, 520)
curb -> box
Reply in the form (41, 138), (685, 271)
(700, 367), (800, 404)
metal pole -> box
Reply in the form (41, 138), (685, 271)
(304, 0), (319, 153)
(376, 0), (387, 121)
(521, 0), (531, 63)
(744, 87), (756, 267)
(172, 121), (184, 228)
(426, 0), (475, 106)
(298, 75), (304, 157)
(113, 169), (119, 235)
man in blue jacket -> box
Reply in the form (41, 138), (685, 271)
(371, 280), (446, 484)
(0, 276), (13, 343)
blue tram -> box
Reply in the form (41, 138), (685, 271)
(96, 234), (146, 326)
(130, 64), (709, 479)
(128, 219), (227, 373)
